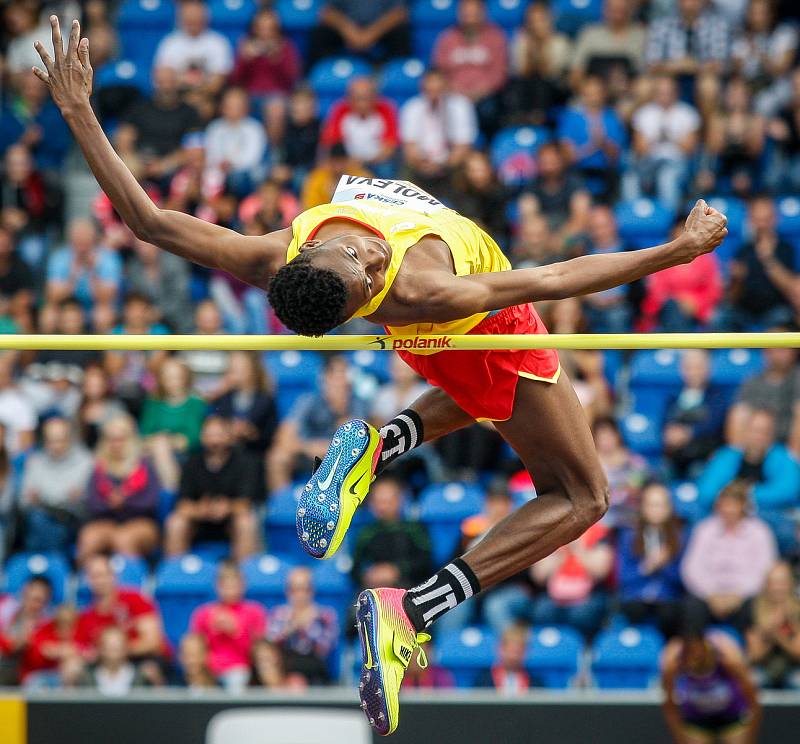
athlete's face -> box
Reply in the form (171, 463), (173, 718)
(300, 235), (391, 318)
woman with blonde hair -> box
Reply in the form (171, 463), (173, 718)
(77, 414), (161, 563)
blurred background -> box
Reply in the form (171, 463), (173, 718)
(2, 0), (800, 742)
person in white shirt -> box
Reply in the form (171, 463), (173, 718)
(204, 88), (267, 195)
(154, 0), (233, 94)
(622, 74), (701, 210)
(0, 352), (36, 455)
(88, 627), (144, 696)
(399, 68), (477, 194)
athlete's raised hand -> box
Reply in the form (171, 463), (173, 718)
(682, 198), (728, 261)
(32, 16), (93, 115)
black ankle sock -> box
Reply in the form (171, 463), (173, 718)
(376, 409), (424, 473)
(403, 558), (481, 632)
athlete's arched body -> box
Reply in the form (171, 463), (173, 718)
(35, 17), (728, 736)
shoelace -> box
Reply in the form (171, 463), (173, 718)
(414, 632), (432, 669)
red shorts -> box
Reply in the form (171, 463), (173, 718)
(396, 303), (560, 421)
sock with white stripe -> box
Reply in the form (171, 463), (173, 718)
(376, 409), (424, 474)
(402, 558), (482, 632)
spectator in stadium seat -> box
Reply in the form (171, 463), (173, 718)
(308, 0), (410, 67)
(77, 414), (161, 563)
(76, 364), (128, 451)
(681, 481), (777, 635)
(320, 77), (399, 179)
(505, 3), (570, 127)
(641, 221), (724, 333)
(45, 217), (121, 332)
(267, 355), (368, 490)
(645, 0), (731, 79)
(449, 151), (510, 245)
(510, 215), (558, 269)
(0, 576), (52, 686)
(697, 408), (800, 553)
(2, 1), (47, 77)
(20, 604), (84, 689)
(581, 206), (632, 333)
(732, 0), (797, 117)
(249, 638), (307, 689)
(715, 197), (796, 331)
(622, 75), (701, 211)
(726, 342), (800, 447)
(203, 88), (267, 197)
(180, 300), (231, 398)
(530, 520), (613, 639)
(697, 76), (766, 198)
(80, 626), (147, 695)
(281, 87), (322, 184)
(20, 416), (93, 554)
(662, 350), (728, 479)
(559, 76), (626, 201)
(267, 567), (339, 685)
(301, 142), (370, 210)
(569, 0), (647, 91)
(211, 351), (278, 456)
(76, 554), (168, 672)
(140, 357), (207, 492)
(175, 633), (218, 689)
(0, 351), (36, 455)
(164, 416), (260, 561)
(433, 0), (508, 137)
(475, 625), (531, 692)
(0, 226), (35, 332)
(520, 143), (590, 234)
(125, 238), (192, 333)
(766, 69), (800, 192)
(618, 482), (686, 638)
(0, 423), (14, 564)
(746, 561), (800, 689)
(0, 71), (70, 171)
(592, 416), (650, 529)
(115, 66), (202, 189)
(238, 179), (300, 235)
(154, 0), (233, 95)
(370, 354), (429, 428)
(190, 560), (267, 692)
(352, 476), (433, 591)
(400, 68), (477, 196)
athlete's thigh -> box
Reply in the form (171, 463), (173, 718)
(493, 371), (604, 494)
(718, 725), (752, 744)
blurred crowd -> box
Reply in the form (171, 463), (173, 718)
(0, 0), (800, 694)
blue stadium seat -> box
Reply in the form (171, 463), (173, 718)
(264, 350), (323, 418)
(591, 626), (664, 689)
(437, 626), (496, 687)
(487, 0), (527, 34)
(209, 0), (257, 47)
(191, 541), (231, 563)
(490, 126), (550, 188)
(628, 349), (682, 429)
(710, 348), (762, 389)
(615, 198), (674, 249)
(380, 58), (426, 106)
(553, 0), (603, 37)
(526, 625), (583, 689)
(705, 196), (746, 270)
(265, 483), (302, 556)
(117, 0), (176, 69)
(154, 555), (217, 648)
(620, 413), (662, 457)
(276, 0), (321, 57)
(776, 196), (800, 252)
(410, 0), (458, 62)
(94, 60), (151, 96)
(76, 554), (148, 608)
(242, 553), (294, 608)
(670, 481), (704, 522)
(418, 482), (485, 565)
(308, 57), (373, 116)
(311, 554), (354, 622)
(2, 552), (70, 605)
(348, 349), (392, 384)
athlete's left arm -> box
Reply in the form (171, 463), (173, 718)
(417, 201), (727, 322)
(716, 636), (762, 743)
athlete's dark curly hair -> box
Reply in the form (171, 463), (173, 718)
(268, 253), (348, 336)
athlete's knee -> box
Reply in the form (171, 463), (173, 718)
(572, 473), (609, 530)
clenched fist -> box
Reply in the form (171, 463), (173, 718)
(680, 199), (728, 262)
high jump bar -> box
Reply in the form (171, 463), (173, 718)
(0, 333), (798, 351)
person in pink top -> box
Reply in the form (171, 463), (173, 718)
(640, 221), (724, 331)
(681, 481), (777, 635)
(189, 560), (267, 691)
(433, 0), (508, 135)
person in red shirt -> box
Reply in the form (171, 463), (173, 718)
(320, 77), (398, 179)
(0, 576), (53, 685)
(19, 604), (86, 687)
(76, 554), (168, 678)
(476, 625), (531, 692)
(189, 559), (267, 692)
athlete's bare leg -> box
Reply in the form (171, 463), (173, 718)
(461, 372), (608, 587)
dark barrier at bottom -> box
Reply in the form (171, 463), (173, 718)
(24, 690), (800, 744)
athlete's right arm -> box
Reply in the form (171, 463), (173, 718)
(33, 17), (288, 290)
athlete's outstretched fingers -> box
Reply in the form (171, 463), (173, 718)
(49, 15), (63, 60)
(31, 65), (49, 84)
(33, 39), (54, 73)
(78, 37), (93, 93)
(67, 18), (80, 60)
